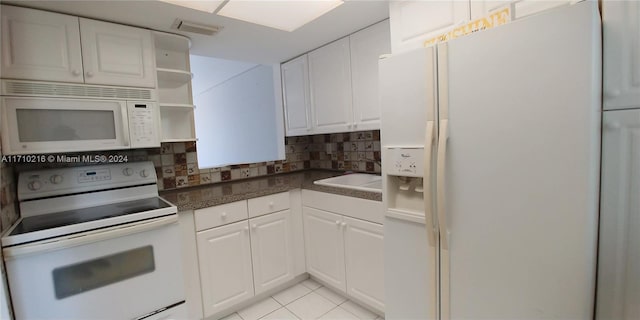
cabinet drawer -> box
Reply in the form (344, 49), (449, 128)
(248, 192), (291, 218)
(195, 201), (248, 231)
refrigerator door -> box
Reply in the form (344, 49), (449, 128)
(380, 47), (439, 320)
(438, 2), (601, 319)
(596, 110), (640, 320)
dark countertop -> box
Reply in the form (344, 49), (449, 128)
(160, 170), (382, 212)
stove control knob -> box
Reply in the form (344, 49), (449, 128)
(27, 181), (42, 191)
(140, 170), (149, 178)
(123, 168), (134, 176)
(50, 175), (63, 184)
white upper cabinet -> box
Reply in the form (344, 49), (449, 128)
(281, 21), (391, 136)
(1, 5), (156, 88)
(79, 18), (156, 88)
(1, 5), (84, 83)
(470, 0), (571, 20)
(603, 0), (640, 111)
(350, 20), (391, 131)
(389, 1), (573, 54)
(308, 37), (354, 134)
(282, 55), (312, 136)
(249, 210), (295, 295)
(389, 0), (470, 53)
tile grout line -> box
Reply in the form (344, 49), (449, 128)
(271, 294), (285, 307)
(282, 305), (302, 320)
(315, 305), (341, 320)
(276, 284), (317, 308)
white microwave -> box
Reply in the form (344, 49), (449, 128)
(1, 96), (160, 155)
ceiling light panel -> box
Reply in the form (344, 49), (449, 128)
(218, 0), (344, 32)
(159, 0), (225, 13)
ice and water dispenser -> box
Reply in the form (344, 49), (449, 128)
(384, 147), (429, 220)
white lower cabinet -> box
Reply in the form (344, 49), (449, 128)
(250, 210), (295, 295)
(195, 192), (302, 318)
(303, 207), (347, 292)
(197, 220), (254, 317)
(302, 191), (384, 314)
(343, 217), (385, 313)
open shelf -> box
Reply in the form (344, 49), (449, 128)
(157, 68), (193, 87)
(154, 31), (191, 52)
(154, 31), (196, 143)
(160, 105), (196, 142)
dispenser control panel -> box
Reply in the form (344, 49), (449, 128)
(385, 147), (424, 177)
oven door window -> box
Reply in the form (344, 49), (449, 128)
(16, 109), (117, 142)
(52, 246), (155, 299)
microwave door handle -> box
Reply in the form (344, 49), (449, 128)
(2, 216), (178, 259)
(121, 103), (130, 147)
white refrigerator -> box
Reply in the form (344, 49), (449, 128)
(380, 2), (601, 319)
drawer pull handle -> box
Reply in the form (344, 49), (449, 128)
(252, 224), (257, 230)
(221, 212), (227, 218)
(268, 202), (274, 208)
(335, 220), (340, 225)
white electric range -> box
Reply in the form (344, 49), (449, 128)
(1, 161), (186, 320)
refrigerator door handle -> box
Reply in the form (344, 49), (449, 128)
(436, 119), (449, 250)
(424, 120), (437, 246)
(437, 118), (451, 320)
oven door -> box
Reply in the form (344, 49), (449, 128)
(1, 96), (130, 155)
(3, 215), (184, 320)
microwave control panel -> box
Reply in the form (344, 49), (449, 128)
(127, 102), (160, 148)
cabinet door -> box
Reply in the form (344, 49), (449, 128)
(308, 37), (353, 134)
(596, 110), (640, 320)
(197, 221), (254, 318)
(603, 1), (640, 110)
(389, 1), (470, 53)
(470, 1), (570, 20)
(249, 210), (295, 295)
(79, 18), (156, 88)
(303, 207), (346, 292)
(282, 55), (312, 136)
(350, 20), (391, 131)
(343, 217), (384, 313)
(0, 5), (84, 83)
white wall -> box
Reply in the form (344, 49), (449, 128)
(194, 64), (285, 168)
(190, 55), (257, 97)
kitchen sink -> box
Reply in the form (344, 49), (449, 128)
(313, 173), (382, 193)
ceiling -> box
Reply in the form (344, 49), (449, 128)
(3, 0), (390, 65)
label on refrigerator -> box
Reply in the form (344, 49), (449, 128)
(423, 6), (512, 46)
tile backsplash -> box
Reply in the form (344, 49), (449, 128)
(0, 130), (380, 232)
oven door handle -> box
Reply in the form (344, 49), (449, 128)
(3, 215), (178, 259)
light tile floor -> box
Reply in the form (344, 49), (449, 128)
(220, 279), (383, 320)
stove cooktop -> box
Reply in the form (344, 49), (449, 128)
(9, 197), (172, 237)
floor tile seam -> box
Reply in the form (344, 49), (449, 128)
(315, 304), (362, 320)
(258, 306), (302, 320)
(279, 287), (316, 307)
(283, 305), (304, 320)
